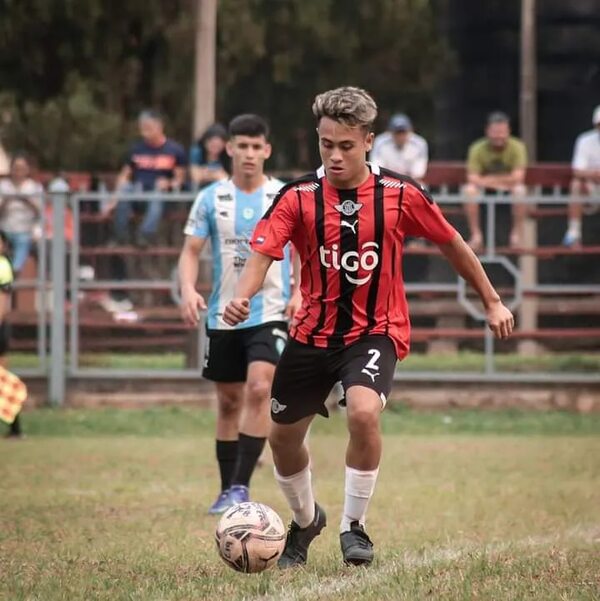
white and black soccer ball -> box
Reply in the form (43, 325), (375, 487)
(215, 502), (286, 573)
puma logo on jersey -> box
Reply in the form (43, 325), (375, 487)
(341, 219), (358, 234)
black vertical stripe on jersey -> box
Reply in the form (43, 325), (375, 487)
(384, 239), (397, 336)
(364, 178), (385, 333)
(292, 189), (311, 336)
(330, 188), (359, 343)
(307, 184), (327, 345)
(385, 186), (405, 335)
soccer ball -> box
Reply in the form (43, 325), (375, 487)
(215, 502), (286, 573)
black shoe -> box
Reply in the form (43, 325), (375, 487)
(340, 521), (374, 566)
(277, 503), (326, 568)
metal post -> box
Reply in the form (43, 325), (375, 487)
(193, 0), (217, 139)
(486, 193), (497, 258)
(484, 328), (494, 374)
(519, 0), (539, 355)
(38, 195), (48, 372)
(69, 196), (80, 374)
(49, 190), (66, 405)
(485, 196), (496, 372)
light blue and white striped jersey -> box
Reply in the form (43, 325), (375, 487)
(184, 177), (291, 330)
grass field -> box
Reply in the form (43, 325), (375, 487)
(11, 351), (600, 373)
(1, 407), (599, 600)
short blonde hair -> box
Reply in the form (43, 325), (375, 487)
(312, 86), (378, 130)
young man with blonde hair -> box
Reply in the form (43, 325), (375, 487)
(224, 87), (514, 567)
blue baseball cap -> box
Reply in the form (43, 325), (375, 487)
(388, 113), (412, 132)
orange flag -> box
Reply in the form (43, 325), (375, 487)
(0, 366), (27, 424)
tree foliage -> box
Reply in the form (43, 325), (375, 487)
(0, 0), (451, 170)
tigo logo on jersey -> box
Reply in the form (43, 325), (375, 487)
(334, 200), (363, 216)
(319, 242), (379, 285)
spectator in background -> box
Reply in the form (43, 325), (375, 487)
(102, 109), (187, 248)
(370, 113), (428, 183)
(563, 104), (600, 247)
(463, 112), (528, 251)
(0, 154), (43, 274)
(189, 123), (230, 189)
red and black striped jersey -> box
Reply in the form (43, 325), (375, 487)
(251, 163), (457, 359)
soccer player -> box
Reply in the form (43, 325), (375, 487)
(223, 87), (514, 567)
(178, 114), (300, 514)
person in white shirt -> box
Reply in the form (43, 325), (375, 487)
(370, 113), (428, 183)
(0, 154), (43, 273)
(563, 105), (600, 247)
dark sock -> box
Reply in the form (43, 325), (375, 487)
(216, 440), (238, 492)
(230, 433), (266, 488)
(9, 415), (22, 436)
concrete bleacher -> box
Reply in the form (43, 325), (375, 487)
(10, 162), (600, 354)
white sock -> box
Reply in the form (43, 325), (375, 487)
(567, 218), (581, 237)
(274, 464), (315, 528)
(340, 465), (379, 533)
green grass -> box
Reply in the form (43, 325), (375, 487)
(10, 351), (600, 373)
(1, 408), (599, 600)
(16, 405), (600, 437)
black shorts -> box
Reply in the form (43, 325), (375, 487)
(270, 335), (397, 424)
(203, 321), (288, 383)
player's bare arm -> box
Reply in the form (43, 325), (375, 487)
(223, 252), (274, 326)
(178, 235), (208, 326)
(438, 234), (514, 339)
(467, 171), (485, 187)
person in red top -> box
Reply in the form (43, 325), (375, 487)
(223, 86), (514, 568)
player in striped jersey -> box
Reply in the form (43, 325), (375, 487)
(179, 115), (300, 514)
(224, 88), (514, 567)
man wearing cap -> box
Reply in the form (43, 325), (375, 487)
(563, 105), (600, 247)
(370, 113), (429, 183)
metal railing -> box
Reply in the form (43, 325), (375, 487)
(10, 189), (600, 403)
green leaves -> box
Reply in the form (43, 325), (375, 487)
(0, 0), (452, 170)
